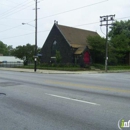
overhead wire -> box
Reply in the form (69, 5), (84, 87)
(1, 15), (130, 41)
(5, 0), (19, 4)
(0, 25), (25, 33)
(0, 4), (34, 20)
(38, 0), (108, 20)
(1, 0), (130, 40)
(75, 22), (100, 27)
(0, 1), (34, 19)
(0, 0), (45, 33)
(0, 3), (15, 7)
(0, 0), (44, 21)
(0, 0), (31, 15)
(0, 21), (107, 40)
(116, 16), (130, 20)
(1, 30), (49, 40)
(0, 0), (44, 17)
(0, 0), (108, 33)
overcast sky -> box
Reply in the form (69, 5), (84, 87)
(0, 0), (130, 48)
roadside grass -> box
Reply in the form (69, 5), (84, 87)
(108, 65), (130, 70)
(93, 64), (130, 70)
(16, 64), (130, 71)
(17, 65), (91, 71)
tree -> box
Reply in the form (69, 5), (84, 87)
(56, 50), (62, 63)
(87, 20), (130, 65)
(12, 43), (39, 65)
(0, 41), (8, 55)
(109, 20), (130, 64)
(87, 35), (106, 64)
(7, 45), (14, 56)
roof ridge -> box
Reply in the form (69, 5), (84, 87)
(55, 23), (99, 49)
(57, 24), (97, 33)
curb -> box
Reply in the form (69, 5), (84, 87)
(0, 67), (100, 74)
(0, 67), (130, 74)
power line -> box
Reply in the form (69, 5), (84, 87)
(0, 0), (108, 33)
(0, 14), (130, 35)
(0, 0), (130, 35)
(0, 2), (15, 7)
(75, 22), (99, 27)
(0, 21), (106, 40)
(38, 0), (108, 20)
(0, 0), (44, 18)
(1, 4), (34, 19)
(1, 15), (130, 40)
(5, 0), (19, 4)
(100, 26), (106, 35)
(0, 17), (32, 20)
(0, 1), (45, 33)
(0, 25), (24, 33)
(0, 1), (44, 21)
(1, 30), (49, 40)
(26, 0), (109, 24)
(0, 0), (34, 18)
(0, 0), (30, 15)
(116, 16), (130, 20)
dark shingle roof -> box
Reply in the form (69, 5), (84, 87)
(56, 24), (98, 49)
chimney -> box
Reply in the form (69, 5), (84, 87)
(54, 20), (58, 24)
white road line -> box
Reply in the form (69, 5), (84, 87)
(45, 93), (100, 106)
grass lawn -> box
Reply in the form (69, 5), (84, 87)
(16, 64), (130, 71)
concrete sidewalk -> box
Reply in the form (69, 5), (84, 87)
(0, 67), (100, 74)
(0, 67), (130, 74)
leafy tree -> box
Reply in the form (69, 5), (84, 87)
(87, 20), (130, 65)
(109, 20), (130, 64)
(87, 35), (106, 64)
(7, 45), (14, 56)
(56, 50), (62, 63)
(12, 43), (41, 65)
(109, 20), (130, 38)
(0, 41), (8, 55)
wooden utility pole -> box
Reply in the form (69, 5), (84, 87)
(100, 15), (115, 72)
(34, 0), (38, 72)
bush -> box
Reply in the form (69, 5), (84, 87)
(108, 65), (130, 70)
(93, 64), (105, 70)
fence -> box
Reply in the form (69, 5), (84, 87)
(0, 62), (23, 68)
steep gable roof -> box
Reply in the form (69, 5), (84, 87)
(56, 24), (98, 49)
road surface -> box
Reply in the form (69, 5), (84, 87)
(0, 70), (130, 130)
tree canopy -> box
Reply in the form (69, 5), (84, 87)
(0, 41), (10, 55)
(12, 43), (41, 65)
(87, 20), (130, 65)
(0, 41), (41, 65)
(12, 44), (34, 61)
(87, 35), (106, 64)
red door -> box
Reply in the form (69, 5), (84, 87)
(83, 52), (90, 64)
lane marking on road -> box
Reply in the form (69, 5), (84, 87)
(45, 93), (100, 106)
(44, 80), (130, 94)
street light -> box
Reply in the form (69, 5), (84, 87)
(22, 23), (35, 27)
(22, 22), (37, 72)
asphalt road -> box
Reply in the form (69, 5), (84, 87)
(0, 70), (130, 130)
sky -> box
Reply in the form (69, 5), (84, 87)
(0, 0), (130, 48)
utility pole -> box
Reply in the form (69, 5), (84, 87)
(100, 15), (115, 72)
(34, 0), (38, 72)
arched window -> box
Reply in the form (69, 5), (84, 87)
(51, 40), (57, 56)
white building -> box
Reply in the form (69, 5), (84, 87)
(0, 56), (23, 62)
(0, 56), (23, 67)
